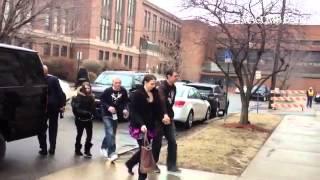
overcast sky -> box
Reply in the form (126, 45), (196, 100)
(148, 0), (320, 25)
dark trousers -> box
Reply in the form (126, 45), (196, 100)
(38, 110), (59, 151)
(75, 120), (93, 146)
(307, 96), (313, 108)
(126, 139), (152, 180)
(152, 122), (178, 169)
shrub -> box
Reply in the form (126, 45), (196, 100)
(104, 60), (129, 71)
(43, 57), (77, 82)
(81, 60), (104, 75)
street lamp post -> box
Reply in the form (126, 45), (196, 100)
(76, 51), (82, 73)
(224, 49), (232, 119)
(255, 70), (262, 114)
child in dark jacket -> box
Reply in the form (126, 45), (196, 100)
(71, 82), (95, 158)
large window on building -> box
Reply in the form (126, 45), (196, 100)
(126, 26), (134, 46)
(61, 46), (68, 57)
(99, 50), (104, 60)
(102, 0), (107, 6)
(105, 51), (109, 61)
(147, 12), (151, 31)
(44, 13), (50, 30)
(127, 0), (136, 18)
(159, 18), (163, 35)
(100, 17), (110, 41)
(43, 43), (51, 56)
(129, 56), (133, 69)
(115, 22), (122, 44)
(124, 55), (133, 69)
(144, 11), (148, 28)
(53, 44), (60, 56)
(52, 11), (58, 32)
(124, 55), (129, 66)
(116, 0), (123, 14)
(152, 15), (157, 41)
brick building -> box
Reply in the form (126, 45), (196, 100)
(180, 20), (320, 90)
(24, 0), (181, 73)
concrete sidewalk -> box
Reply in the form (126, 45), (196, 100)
(39, 159), (237, 180)
(240, 115), (320, 180)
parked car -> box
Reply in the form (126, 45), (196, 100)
(187, 83), (229, 117)
(251, 85), (270, 101)
(0, 43), (47, 160)
(315, 93), (320, 103)
(91, 71), (146, 119)
(173, 85), (211, 129)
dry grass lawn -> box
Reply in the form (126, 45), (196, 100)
(159, 113), (281, 175)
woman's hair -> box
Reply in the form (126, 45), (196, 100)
(143, 74), (157, 85)
(80, 82), (92, 94)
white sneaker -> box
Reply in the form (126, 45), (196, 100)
(109, 153), (118, 162)
(100, 149), (108, 158)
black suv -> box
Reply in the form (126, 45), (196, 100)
(91, 71), (146, 119)
(0, 44), (47, 160)
(187, 83), (229, 117)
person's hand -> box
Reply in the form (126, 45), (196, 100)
(123, 109), (129, 119)
(60, 106), (65, 112)
(162, 114), (171, 125)
(108, 106), (116, 114)
(141, 125), (147, 133)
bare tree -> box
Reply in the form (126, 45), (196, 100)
(166, 42), (183, 73)
(183, 0), (303, 124)
(0, 0), (59, 43)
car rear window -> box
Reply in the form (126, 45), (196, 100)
(175, 87), (186, 98)
(189, 86), (212, 96)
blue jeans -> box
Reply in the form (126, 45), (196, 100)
(101, 116), (118, 156)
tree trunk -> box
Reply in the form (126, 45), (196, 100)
(239, 94), (250, 125)
(269, 0), (287, 109)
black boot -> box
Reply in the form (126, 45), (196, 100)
(84, 143), (93, 158)
(75, 143), (83, 156)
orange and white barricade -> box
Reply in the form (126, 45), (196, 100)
(271, 89), (306, 111)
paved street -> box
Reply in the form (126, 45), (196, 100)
(0, 105), (137, 180)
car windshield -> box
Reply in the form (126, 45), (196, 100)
(252, 86), (266, 93)
(189, 86), (212, 96)
(176, 86), (186, 97)
(95, 73), (133, 87)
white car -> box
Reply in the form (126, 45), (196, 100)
(173, 85), (211, 129)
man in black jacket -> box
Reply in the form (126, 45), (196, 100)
(100, 77), (129, 161)
(38, 65), (66, 155)
(153, 69), (181, 172)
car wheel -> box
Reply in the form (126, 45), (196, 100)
(203, 108), (211, 122)
(185, 111), (194, 129)
(0, 133), (5, 161)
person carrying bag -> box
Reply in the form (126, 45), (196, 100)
(125, 74), (163, 180)
(140, 133), (157, 174)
